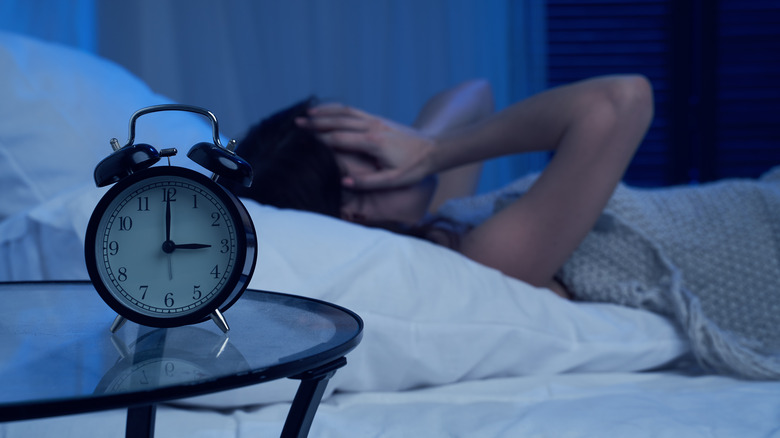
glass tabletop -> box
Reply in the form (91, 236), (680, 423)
(0, 281), (362, 421)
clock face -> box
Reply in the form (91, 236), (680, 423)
(86, 166), (255, 327)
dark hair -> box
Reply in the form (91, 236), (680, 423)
(225, 97), (468, 249)
(223, 96), (343, 217)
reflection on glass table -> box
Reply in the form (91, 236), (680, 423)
(95, 326), (250, 395)
(0, 281), (363, 438)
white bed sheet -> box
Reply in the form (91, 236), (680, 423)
(243, 372), (780, 438)
(4, 372), (779, 437)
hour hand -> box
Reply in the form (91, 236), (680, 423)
(173, 243), (212, 250)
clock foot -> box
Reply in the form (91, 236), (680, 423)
(110, 315), (128, 333)
(210, 309), (230, 334)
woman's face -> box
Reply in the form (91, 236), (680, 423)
(335, 151), (436, 225)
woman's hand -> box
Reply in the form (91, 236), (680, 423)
(296, 103), (436, 190)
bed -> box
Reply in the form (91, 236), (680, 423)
(2, 31), (779, 437)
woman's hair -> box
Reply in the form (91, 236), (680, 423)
(225, 97), (468, 249)
(223, 96), (343, 218)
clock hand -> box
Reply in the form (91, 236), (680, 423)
(173, 243), (212, 250)
(165, 193), (172, 243)
(162, 241), (211, 253)
(163, 192), (174, 279)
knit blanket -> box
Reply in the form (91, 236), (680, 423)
(438, 169), (780, 379)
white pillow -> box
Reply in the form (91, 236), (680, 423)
(0, 31), (215, 221)
(247, 200), (689, 391)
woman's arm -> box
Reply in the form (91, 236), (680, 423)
(451, 75), (653, 288)
(410, 79), (494, 212)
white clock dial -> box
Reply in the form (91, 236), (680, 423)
(96, 174), (237, 316)
(88, 169), (246, 322)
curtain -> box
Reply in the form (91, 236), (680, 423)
(1, 0), (547, 193)
(0, 0), (96, 51)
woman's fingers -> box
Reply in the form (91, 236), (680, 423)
(295, 104), (377, 144)
(342, 169), (401, 190)
(316, 131), (377, 152)
(296, 114), (368, 133)
(296, 103), (388, 155)
(296, 103), (373, 131)
(295, 102), (435, 190)
(309, 103), (370, 118)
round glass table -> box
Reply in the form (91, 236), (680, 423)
(0, 281), (363, 438)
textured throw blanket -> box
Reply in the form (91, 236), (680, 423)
(438, 169), (780, 379)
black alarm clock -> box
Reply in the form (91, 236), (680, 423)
(85, 104), (257, 334)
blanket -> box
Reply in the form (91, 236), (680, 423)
(438, 169), (780, 379)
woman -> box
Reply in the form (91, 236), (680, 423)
(297, 75), (651, 299)
(228, 75), (780, 379)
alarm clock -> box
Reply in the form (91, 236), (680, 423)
(85, 104), (257, 334)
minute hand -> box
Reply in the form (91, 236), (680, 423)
(173, 243), (212, 249)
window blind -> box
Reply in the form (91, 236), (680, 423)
(546, 0), (780, 186)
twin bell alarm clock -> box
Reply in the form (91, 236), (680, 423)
(84, 104), (257, 334)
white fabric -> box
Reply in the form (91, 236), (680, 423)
(0, 31), (212, 221)
(248, 201), (687, 390)
(4, 372), (780, 437)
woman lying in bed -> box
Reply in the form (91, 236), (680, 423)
(225, 75), (780, 380)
